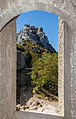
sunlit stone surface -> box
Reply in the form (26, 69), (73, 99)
(0, 0), (76, 119)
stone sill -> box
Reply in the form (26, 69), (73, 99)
(14, 111), (64, 119)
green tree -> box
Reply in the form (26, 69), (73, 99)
(17, 44), (25, 52)
(31, 52), (58, 96)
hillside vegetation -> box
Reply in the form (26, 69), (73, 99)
(17, 38), (58, 99)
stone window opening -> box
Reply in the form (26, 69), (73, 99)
(1, 1), (75, 119)
(16, 11), (64, 117)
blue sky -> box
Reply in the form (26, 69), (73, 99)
(16, 10), (58, 51)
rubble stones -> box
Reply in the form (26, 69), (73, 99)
(16, 94), (59, 115)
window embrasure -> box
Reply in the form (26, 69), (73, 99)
(16, 12), (64, 116)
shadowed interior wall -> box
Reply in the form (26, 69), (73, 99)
(0, 19), (16, 119)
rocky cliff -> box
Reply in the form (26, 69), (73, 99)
(17, 51), (26, 70)
(17, 24), (56, 53)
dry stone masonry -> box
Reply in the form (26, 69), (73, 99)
(0, 0), (76, 119)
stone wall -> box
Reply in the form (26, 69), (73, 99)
(0, 19), (16, 119)
(64, 23), (76, 119)
(0, 0), (76, 119)
(58, 18), (64, 115)
(0, 0), (76, 30)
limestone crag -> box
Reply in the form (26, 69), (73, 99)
(17, 24), (56, 52)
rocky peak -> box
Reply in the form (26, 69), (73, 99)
(17, 24), (56, 52)
(37, 27), (43, 34)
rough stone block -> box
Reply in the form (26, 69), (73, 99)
(0, 0), (8, 9)
(0, 101), (5, 119)
(72, 0), (76, 6)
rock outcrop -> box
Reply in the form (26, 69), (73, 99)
(17, 24), (56, 52)
(17, 51), (26, 70)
